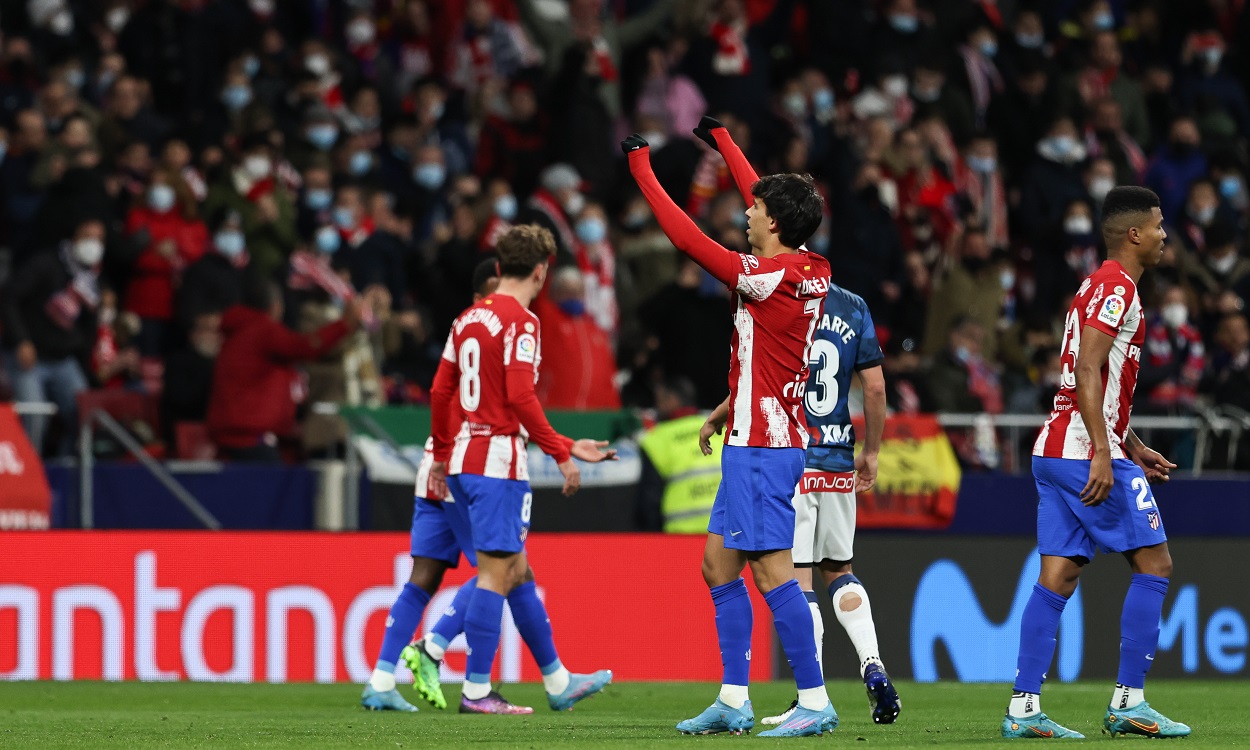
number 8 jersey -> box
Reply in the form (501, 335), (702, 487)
(433, 293), (573, 480)
(803, 284), (884, 473)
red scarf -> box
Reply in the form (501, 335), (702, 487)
(710, 21), (749, 75)
(1083, 127), (1147, 182)
(245, 177), (276, 202)
(338, 216), (376, 248)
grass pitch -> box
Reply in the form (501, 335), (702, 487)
(0, 680), (1245, 748)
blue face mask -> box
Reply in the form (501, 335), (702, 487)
(348, 150), (373, 176)
(812, 88), (835, 113)
(413, 162), (445, 190)
(304, 188), (333, 211)
(889, 13), (919, 33)
(557, 299), (586, 317)
(306, 124), (338, 150)
(222, 85), (252, 112)
(148, 184), (176, 213)
(494, 194), (517, 220)
(731, 211), (748, 229)
(243, 56), (260, 78)
(333, 206), (356, 229)
(215, 230), (245, 258)
(315, 226), (341, 254)
(575, 217), (607, 244)
(954, 345), (972, 363)
(967, 155), (997, 173)
(1220, 176), (1242, 199)
(1016, 31), (1044, 49)
(1092, 11), (1114, 30)
(978, 39), (998, 57)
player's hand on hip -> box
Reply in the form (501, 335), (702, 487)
(698, 420), (722, 456)
(1080, 451), (1114, 506)
(570, 438), (617, 462)
(620, 133), (649, 154)
(1131, 446), (1176, 483)
(428, 461), (448, 500)
(692, 116), (725, 151)
(854, 451), (878, 493)
(557, 459), (581, 496)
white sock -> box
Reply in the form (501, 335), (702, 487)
(808, 597), (825, 676)
(424, 639), (445, 661)
(368, 668), (396, 692)
(543, 665), (571, 695)
(1009, 691), (1041, 718)
(797, 686), (829, 711)
(831, 582), (881, 675)
(718, 684), (749, 709)
(1112, 683), (1144, 710)
(462, 680), (491, 700)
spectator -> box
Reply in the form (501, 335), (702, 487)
(1, 218), (106, 455)
(1177, 29), (1250, 142)
(474, 76), (547, 197)
(1082, 97), (1147, 187)
(1033, 199), (1101, 319)
(206, 278), (359, 462)
(638, 258), (731, 409)
(949, 16), (1005, 130)
(1139, 285), (1205, 415)
(572, 201), (619, 339)
(1018, 116), (1090, 243)
(1176, 179), (1237, 253)
(1071, 31), (1151, 147)
(203, 132), (299, 280)
(912, 56), (977, 146)
(91, 288), (142, 390)
(534, 267), (620, 410)
(1144, 116), (1208, 223)
(923, 227), (1007, 361)
(161, 311), (222, 448)
(519, 163), (586, 263)
(1204, 312), (1250, 411)
(0, 109), (48, 265)
(177, 208), (254, 332)
(988, 55), (1063, 179)
(954, 133), (1009, 250)
(637, 376), (721, 533)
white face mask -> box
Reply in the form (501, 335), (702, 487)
(347, 19), (376, 46)
(73, 237), (104, 267)
(243, 154), (271, 180)
(1161, 303), (1188, 329)
(1089, 176), (1115, 203)
(883, 75), (909, 98)
(564, 192), (586, 217)
(1064, 215), (1093, 235)
(1209, 252), (1238, 275)
(306, 54), (331, 77)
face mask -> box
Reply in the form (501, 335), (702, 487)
(1161, 303), (1188, 329)
(107, 7), (130, 32)
(306, 124), (338, 150)
(315, 225), (341, 254)
(1220, 176), (1243, 199)
(348, 150), (373, 176)
(889, 14), (919, 33)
(249, 0), (275, 15)
(912, 85), (940, 103)
(73, 237), (104, 267)
(426, 101), (445, 121)
(413, 162), (445, 189)
(564, 192), (586, 217)
(576, 217), (607, 244)
(1092, 11), (1114, 30)
(1203, 48), (1223, 68)
(1016, 31), (1044, 49)
(148, 184), (176, 213)
(305, 188), (332, 211)
(1064, 215), (1093, 235)
(783, 92), (807, 117)
(64, 68), (85, 90)
(1049, 135), (1077, 156)
(557, 299), (586, 317)
(954, 345), (972, 363)
(812, 88), (835, 113)
(222, 85), (252, 111)
(305, 54), (331, 77)
(1209, 252), (1238, 275)
(641, 130), (668, 150)
(243, 56), (260, 78)
(967, 155), (996, 173)
(978, 39), (998, 57)
(1189, 204), (1215, 225)
(50, 9), (74, 36)
(1000, 270), (1016, 290)
(494, 194), (517, 220)
(1090, 176), (1115, 202)
(215, 230), (245, 258)
(883, 75), (909, 98)
(243, 154), (271, 180)
(333, 206), (356, 229)
(347, 19), (376, 46)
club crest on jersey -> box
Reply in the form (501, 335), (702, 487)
(516, 333), (537, 363)
(1098, 294), (1126, 327)
(1147, 510), (1160, 530)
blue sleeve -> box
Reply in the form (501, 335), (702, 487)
(855, 304), (885, 370)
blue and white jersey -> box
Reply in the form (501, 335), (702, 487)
(803, 284), (884, 473)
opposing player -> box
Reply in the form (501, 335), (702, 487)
(1003, 186), (1189, 739)
(624, 117), (837, 737)
(702, 282), (899, 726)
(426, 225), (616, 714)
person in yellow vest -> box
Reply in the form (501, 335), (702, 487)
(637, 377), (723, 532)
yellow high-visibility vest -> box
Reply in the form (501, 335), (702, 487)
(640, 414), (724, 534)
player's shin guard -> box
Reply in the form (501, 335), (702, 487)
(428, 576), (476, 659)
(804, 590), (824, 675)
(463, 588), (506, 694)
(1013, 584), (1068, 694)
(828, 575), (879, 674)
(710, 578), (753, 703)
(1117, 574), (1168, 689)
(766, 579), (826, 709)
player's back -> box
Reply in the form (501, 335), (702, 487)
(444, 293), (539, 479)
(804, 284), (884, 473)
(726, 250), (831, 450)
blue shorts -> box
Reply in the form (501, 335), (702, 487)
(708, 445), (805, 552)
(446, 474), (533, 555)
(410, 497), (477, 568)
(1033, 456), (1168, 560)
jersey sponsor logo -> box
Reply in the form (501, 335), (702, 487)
(1128, 344), (1142, 362)
(819, 424), (852, 444)
(515, 333), (537, 363)
(800, 471), (854, 493)
(453, 306), (504, 337)
(740, 253), (759, 273)
(1098, 294), (1126, 327)
(796, 276), (830, 297)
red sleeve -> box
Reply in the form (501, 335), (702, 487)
(264, 319), (350, 363)
(506, 367), (573, 463)
(429, 355), (459, 461)
(627, 147), (743, 285)
(711, 127), (760, 207)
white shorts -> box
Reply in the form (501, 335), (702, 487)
(792, 469), (856, 564)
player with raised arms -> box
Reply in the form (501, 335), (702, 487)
(1003, 186), (1190, 739)
(624, 117), (837, 738)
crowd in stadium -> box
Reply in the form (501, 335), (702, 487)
(0, 0), (1248, 461)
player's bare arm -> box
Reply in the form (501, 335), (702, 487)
(1075, 325), (1117, 506)
(699, 396), (731, 456)
(1125, 427), (1176, 484)
(855, 367), (887, 493)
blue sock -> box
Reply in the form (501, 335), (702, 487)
(464, 587), (505, 685)
(710, 578), (752, 686)
(431, 576), (476, 652)
(1013, 584), (1069, 693)
(1117, 573), (1169, 688)
(507, 581), (561, 674)
(765, 579), (823, 690)
(376, 583), (432, 670)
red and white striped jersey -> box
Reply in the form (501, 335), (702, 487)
(415, 437), (444, 500)
(725, 251), (831, 449)
(1034, 260), (1145, 460)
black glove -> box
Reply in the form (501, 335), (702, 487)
(620, 133), (649, 154)
(693, 116), (725, 151)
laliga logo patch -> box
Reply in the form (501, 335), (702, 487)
(516, 333), (537, 363)
(1098, 294), (1126, 327)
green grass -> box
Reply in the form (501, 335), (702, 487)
(0, 680), (1244, 748)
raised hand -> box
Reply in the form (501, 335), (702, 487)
(620, 133), (649, 155)
(692, 115), (725, 151)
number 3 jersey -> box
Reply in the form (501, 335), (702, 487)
(803, 284), (884, 473)
(431, 293), (572, 481)
(1034, 260), (1145, 461)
